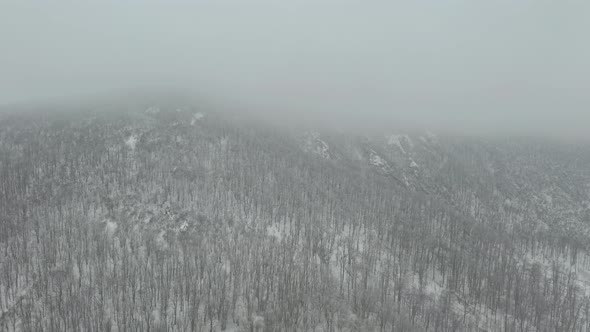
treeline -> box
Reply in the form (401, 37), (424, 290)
(1, 109), (590, 331)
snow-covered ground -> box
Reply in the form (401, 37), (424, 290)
(145, 106), (160, 115)
(125, 135), (138, 150)
(191, 112), (205, 125)
(369, 150), (387, 168)
(302, 132), (331, 159)
(387, 134), (413, 154)
(105, 220), (118, 237)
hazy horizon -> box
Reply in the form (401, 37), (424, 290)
(2, 1), (589, 138)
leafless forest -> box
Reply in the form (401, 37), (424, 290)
(1, 100), (590, 331)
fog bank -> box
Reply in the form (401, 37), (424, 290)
(1, 1), (589, 137)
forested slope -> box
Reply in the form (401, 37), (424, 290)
(1, 99), (590, 331)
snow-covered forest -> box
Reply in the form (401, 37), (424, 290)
(1, 100), (590, 331)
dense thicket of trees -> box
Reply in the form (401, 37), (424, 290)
(1, 107), (590, 331)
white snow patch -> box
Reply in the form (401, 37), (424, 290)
(403, 134), (414, 148)
(222, 257), (231, 274)
(402, 174), (410, 187)
(266, 224), (283, 241)
(125, 135), (138, 150)
(543, 192), (553, 205)
(72, 261), (80, 281)
(387, 134), (407, 154)
(179, 221), (189, 232)
(370, 155), (385, 167)
(220, 136), (229, 149)
(354, 148), (364, 161)
(302, 132), (330, 159)
(156, 230), (169, 250)
(370, 151), (387, 167)
(145, 106), (160, 114)
(105, 220), (117, 237)
(409, 159), (419, 169)
(305, 131), (320, 141)
(191, 112), (205, 125)
(425, 279), (445, 299)
(152, 309), (161, 326)
(316, 139), (330, 159)
(253, 316), (265, 330)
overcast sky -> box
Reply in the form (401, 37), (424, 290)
(1, 1), (589, 137)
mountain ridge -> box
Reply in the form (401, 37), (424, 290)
(1, 98), (590, 331)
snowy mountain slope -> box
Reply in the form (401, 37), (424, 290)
(1, 99), (590, 331)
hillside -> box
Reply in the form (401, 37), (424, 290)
(1, 98), (590, 331)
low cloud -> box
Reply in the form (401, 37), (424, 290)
(1, 1), (589, 137)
